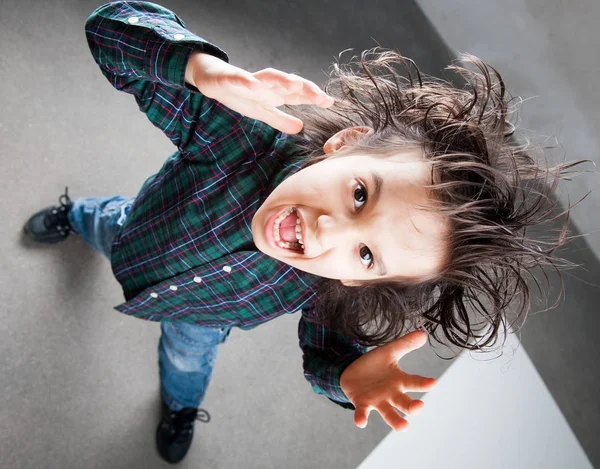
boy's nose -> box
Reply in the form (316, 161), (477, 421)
(315, 213), (353, 253)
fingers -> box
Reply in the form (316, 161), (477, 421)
(409, 399), (425, 415)
(377, 404), (409, 432)
(259, 105), (305, 133)
(355, 395), (429, 432)
(354, 398), (424, 432)
(252, 68), (334, 106)
(390, 393), (425, 416)
(253, 68), (318, 94)
(226, 75), (332, 109)
(208, 65), (337, 133)
(400, 373), (437, 393)
(225, 76), (287, 108)
(354, 406), (372, 429)
(223, 68), (335, 110)
(226, 73), (265, 91)
(386, 330), (429, 361)
(214, 92), (303, 133)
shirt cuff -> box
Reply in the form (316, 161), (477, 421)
(317, 353), (360, 410)
(143, 28), (229, 91)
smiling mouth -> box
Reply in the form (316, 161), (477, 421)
(273, 207), (305, 253)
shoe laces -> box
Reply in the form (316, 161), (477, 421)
(169, 408), (210, 425)
(45, 186), (74, 233)
(165, 407), (210, 441)
(59, 186), (73, 207)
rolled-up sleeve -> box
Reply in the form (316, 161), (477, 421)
(298, 308), (368, 410)
(84, 1), (243, 154)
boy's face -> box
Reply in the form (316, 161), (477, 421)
(251, 127), (449, 285)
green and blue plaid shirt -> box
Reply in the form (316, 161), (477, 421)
(85, 1), (367, 409)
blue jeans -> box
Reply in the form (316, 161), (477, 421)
(67, 195), (231, 411)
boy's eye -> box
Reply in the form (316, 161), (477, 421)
(359, 245), (374, 268)
(353, 183), (367, 209)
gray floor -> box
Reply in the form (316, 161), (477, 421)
(1, 0), (598, 468)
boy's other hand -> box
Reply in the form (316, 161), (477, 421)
(339, 331), (438, 432)
(185, 51), (335, 134)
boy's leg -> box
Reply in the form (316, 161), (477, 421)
(67, 196), (135, 261)
(158, 322), (231, 411)
(66, 195), (230, 410)
(67, 196), (230, 410)
(156, 322), (231, 463)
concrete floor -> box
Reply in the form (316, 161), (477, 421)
(1, 0), (598, 468)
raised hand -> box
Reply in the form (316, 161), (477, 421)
(339, 331), (437, 432)
(185, 51), (335, 134)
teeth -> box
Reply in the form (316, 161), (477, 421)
(295, 225), (303, 244)
(273, 207), (304, 250)
(275, 206), (294, 223)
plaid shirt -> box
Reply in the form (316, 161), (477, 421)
(85, 1), (367, 409)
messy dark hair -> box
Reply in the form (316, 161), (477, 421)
(283, 47), (592, 351)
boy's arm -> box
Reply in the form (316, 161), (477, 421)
(84, 1), (236, 153)
(298, 308), (369, 410)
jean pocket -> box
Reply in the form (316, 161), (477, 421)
(219, 327), (232, 344)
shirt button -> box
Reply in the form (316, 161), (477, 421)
(173, 33), (185, 40)
(223, 266), (232, 273)
(169, 285), (178, 291)
(150, 292), (158, 298)
(193, 276), (202, 283)
(127, 17), (139, 24)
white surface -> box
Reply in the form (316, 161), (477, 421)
(357, 332), (593, 469)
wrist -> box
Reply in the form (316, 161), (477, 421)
(339, 364), (353, 397)
(184, 49), (206, 87)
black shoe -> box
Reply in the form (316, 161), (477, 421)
(156, 400), (210, 464)
(23, 186), (76, 244)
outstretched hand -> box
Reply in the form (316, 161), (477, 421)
(339, 331), (437, 432)
(185, 51), (335, 134)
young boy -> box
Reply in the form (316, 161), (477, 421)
(23, 0), (585, 464)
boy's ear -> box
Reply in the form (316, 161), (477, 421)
(323, 126), (374, 155)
